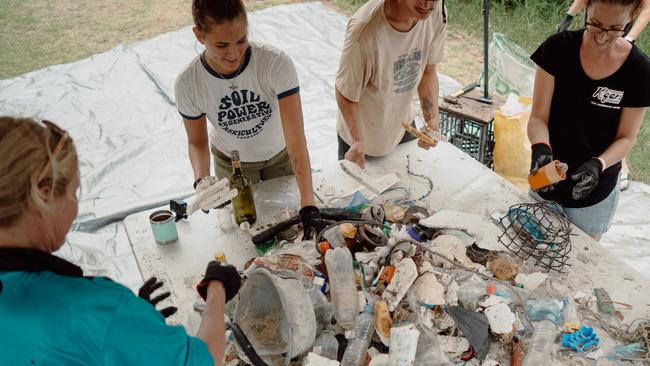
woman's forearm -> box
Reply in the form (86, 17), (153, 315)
(288, 145), (316, 207)
(627, 4), (650, 40)
(196, 282), (227, 366)
(527, 116), (551, 145)
(188, 141), (211, 180)
(600, 137), (636, 169)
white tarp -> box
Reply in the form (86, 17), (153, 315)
(0, 3), (460, 289)
(602, 181), (650, 276)
(1, 3), (647, 289)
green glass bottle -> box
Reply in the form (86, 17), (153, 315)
(229, 150), (257, 225)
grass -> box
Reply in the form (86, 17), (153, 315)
(0, 0), (295, 79)
(1, 0), (648, 182)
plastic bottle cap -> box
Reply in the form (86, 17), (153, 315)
(319, 241), (331, 253)
(486, 283), (497, 295)
(380, 266), (396, 283)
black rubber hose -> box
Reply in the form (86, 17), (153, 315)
(226, 322), (271, 366)
(251, 208), (363, 246)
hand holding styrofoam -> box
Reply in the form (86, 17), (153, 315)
(188, 177), (238, 215)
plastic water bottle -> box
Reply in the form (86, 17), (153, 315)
(523, 320), (557, 366)
(341, 305), (375, 366)
(312, 330), (339, 361)
(325, 247), (358, 329)
(414, 325), (451, 366)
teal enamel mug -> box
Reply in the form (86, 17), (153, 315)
(149, 210), (178, 245)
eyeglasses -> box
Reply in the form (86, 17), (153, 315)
(37, 120), (69, 183)
(585, 21), (629, 39)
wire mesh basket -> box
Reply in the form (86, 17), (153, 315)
(498, 201), (572, 273)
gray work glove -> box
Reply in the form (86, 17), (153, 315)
(571, 158), (603, 200)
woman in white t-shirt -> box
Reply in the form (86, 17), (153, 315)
(175, 0), (325, 234)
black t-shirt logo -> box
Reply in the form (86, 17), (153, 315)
(592, 87), (624, 105)
(216, 89), (272, 139)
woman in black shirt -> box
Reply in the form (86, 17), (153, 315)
(528, 0), (650, 240)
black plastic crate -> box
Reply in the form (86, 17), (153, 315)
(439, 110), (494, 168)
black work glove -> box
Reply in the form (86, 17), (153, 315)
(557, 13), (574, 33)
(138, 277), (178, 318)
(530, 143), (555, 192)
(299, 205), (328, 240)
(196, 261), (241, 302)
(571, 158), (603, 200)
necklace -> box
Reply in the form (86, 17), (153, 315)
(213, 56), (245, 91)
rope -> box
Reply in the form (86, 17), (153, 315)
(406, 154), (433, 201)
(577, 298), (650, 361)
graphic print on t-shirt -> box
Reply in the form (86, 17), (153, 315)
(591, 86), (624, 110)
(216, 89), (272, 139)
(393, 49), (422, 93)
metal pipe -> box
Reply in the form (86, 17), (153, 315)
(482, 0), (490, 99)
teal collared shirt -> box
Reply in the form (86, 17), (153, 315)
(0, 248), (213, 366)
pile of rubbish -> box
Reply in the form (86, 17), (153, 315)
(216, 201), (649, 366)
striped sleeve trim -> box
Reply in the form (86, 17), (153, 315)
(179, 112), (205, 121)
(277, 86), (300, 100)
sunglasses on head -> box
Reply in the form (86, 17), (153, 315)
(37, 120), (69, 184)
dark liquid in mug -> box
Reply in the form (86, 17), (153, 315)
(151, 212), (172, 222)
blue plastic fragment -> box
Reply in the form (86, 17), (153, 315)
(347, 191), (371, 209)
(609, 342), (646, 360)
(406, 225), (423, 241)
(508, 207), (544, 241)
(561, 326), (600, 353)
(495, 290), (513, 300)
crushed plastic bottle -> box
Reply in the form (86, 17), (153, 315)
(561, 298), (580, 332)
(414, 324), (451, 366)
(341, 305), (375, 366)
(309, 287), (334, 332)
(523, 320), (557, 366)
(312, 329), (339, 361)
(526, 299), (564, 325)
(388, 322), (420, 366)
(323, 226), (347, 248)
(325, 247), (358, 329)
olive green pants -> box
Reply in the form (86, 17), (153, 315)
(211, 144), (294, 184)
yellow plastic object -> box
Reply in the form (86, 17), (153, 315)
(214, 251), (227, 264)
(493, 97), (532, 192)
(339, 223), (358, 239)
(528, 160), (568, 190)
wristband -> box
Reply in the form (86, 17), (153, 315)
(595, 157), (607, 172)
(193, 177), (205, 190)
